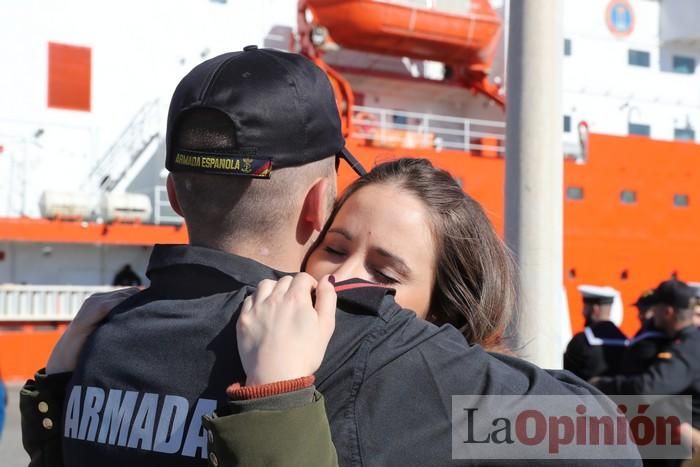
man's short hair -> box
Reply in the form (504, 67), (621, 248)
(171, 108), (336, 240)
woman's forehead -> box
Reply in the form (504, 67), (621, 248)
(333, 185), (435, 259)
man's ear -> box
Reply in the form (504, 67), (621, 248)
(301, 177), (331, 233)
(665, 305), (675, 319)
(166, 174), (184, 217)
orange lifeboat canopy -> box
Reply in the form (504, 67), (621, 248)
(306, 0), (502, 69)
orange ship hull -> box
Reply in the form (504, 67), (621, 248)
(2, 133), (699, 381)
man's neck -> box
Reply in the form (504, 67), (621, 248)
(188, 236), (304, 273)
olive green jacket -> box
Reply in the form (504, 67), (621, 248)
(21, 370), (338, 467)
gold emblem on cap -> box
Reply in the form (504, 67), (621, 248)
(241, 158), (253, 174)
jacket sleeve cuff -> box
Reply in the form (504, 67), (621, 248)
(202, 392), (338, 467)
(226, 386), (316, 415)
(20, 368), (72, 449)
(226, 375), (315, 401)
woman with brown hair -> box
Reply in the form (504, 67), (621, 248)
(304, 157), (516, 349)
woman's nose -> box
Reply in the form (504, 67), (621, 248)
(331, 254), (372, 283)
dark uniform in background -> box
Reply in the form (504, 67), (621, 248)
(595, 280), (700, 430)
(564, 286), (628, 380)
(622, 290), (671, 376)
(111, 264), (142, 287)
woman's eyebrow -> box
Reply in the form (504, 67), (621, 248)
(375, 247), (411, 277)
(327, 227), (352, 240)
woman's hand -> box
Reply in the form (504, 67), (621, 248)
(237, 273), (336, 386)
(46, 287), (140, 375)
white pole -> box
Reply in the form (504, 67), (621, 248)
(505, 0), (564, 368)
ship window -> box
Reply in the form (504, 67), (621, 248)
(563, 115), (571, 133)
(392, 114), (407, 125)
(620, 190), (637, 204)
(628, 50), (650, 68)
(673, 55), (695, 74)
(674, 128), (695, 141)
(674, 194), (689, 207)
(566, 186), (584, 200)
(564, 39), (572, 56)
(628, 123), (651, 137)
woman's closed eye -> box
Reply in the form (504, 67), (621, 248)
(324, 245), (346, 257)
(370, 267), (400, 285)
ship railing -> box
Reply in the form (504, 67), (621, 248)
(153, 186), (184, 225)
(351, 105), (505, 155)
(0, 285), (122, 322)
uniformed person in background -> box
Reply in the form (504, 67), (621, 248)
(563, 285), (628, 380)
(111, 263), (142, 287)
(622, 289), (671, 375)
(634, 289), (656, 329)
(690, 284), (700, 328)
(593, 279), (700, 430)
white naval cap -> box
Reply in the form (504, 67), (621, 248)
(578, 284), (623, 325)
(578, 285), (616, 304)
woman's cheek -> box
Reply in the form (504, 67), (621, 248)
(394, 285), (430, 319)
(305, 253), (328, 279)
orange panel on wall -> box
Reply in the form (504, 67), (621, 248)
(48, 42), (91, 111)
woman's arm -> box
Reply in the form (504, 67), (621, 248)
(21, 287), (139, 467)
(20, 373), (338, 467)
(204, 386), (337, 467)
(21, 275), (340, 467)
(202, 273), (339, 467)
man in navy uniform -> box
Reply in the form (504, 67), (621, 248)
(62, 48), (640, 467)
(564, 286), (628, 381)
(622, 289), (671, 376)
(594, 279), (700, 430)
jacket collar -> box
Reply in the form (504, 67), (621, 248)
(146, 244), (289, 286)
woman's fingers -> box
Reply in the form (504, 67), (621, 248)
(47, 287), (140, 375)
(285, 273), (318, 306)
(75, 287), (140, 326)
(314, 275), (337, 345)
(100, 287), (140, 308)
(252, 279), (278, 306)
(238, 273), (336, 386)
(268, 275), (295, 303)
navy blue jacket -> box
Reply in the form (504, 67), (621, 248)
(64, 245), (640, 466)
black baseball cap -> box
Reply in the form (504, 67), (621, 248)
(165, 46), (365, 178)
(647, 279), (694, 309)
(632, 289), (655, 309)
